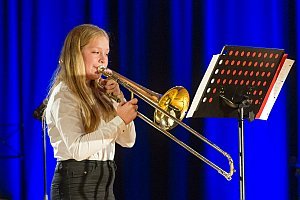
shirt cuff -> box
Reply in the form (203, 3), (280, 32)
(114, 116), (127, 133)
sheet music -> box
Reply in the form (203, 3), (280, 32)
(259, 58), (294, 120)
(186, 54), (220, 118)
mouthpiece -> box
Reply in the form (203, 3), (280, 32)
(97, 65), (106, 73)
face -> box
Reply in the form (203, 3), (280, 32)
(81, 36), (109, 80)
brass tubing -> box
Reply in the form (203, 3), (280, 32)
(98, 66), (235, 180)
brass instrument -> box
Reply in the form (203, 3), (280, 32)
(98, 66), (235, 180)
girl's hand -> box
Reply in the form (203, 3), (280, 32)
(116, 98), (138, 124)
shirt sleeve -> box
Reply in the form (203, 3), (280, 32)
(51, 90), (126, 161)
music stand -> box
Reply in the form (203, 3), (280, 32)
(187, 45), (294, 200)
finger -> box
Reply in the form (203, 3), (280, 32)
(99, 79), (107, 88)
(106, 88), (114, 94)
(118, 101), (126, 106)
(129, 98), (138, 105)
(106, 82), (118, 91)
(99, 78), (107, 84)
(106, 85), (116, 91)
(106, 79), (117, 86)
(105, 69), (113, 74)
(107, 87), (120, 95)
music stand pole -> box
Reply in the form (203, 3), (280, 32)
(221, 95), (251, 200)
(238, 106), (245, 200)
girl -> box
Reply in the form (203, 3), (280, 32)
(45, 24), (138, 200)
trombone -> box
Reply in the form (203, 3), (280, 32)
(98, 66), (235, 180)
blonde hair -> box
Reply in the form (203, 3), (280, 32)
(48, 24), (115, 133)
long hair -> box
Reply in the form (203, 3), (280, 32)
(48, 24), (115, 133)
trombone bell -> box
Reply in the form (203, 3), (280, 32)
(155, 86), (190, 130)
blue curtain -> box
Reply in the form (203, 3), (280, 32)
(203, 0), (294, 200)
(0, 0), (298, 199)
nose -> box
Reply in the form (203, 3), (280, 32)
(99, 59), (104, 64)
(98, 52), (106, 64)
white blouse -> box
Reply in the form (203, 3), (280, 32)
(45, 82), (136, 161)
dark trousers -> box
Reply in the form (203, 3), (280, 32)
(51, 159), (116, 200)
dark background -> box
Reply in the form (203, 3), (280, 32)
(0, 0), (298, 199)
